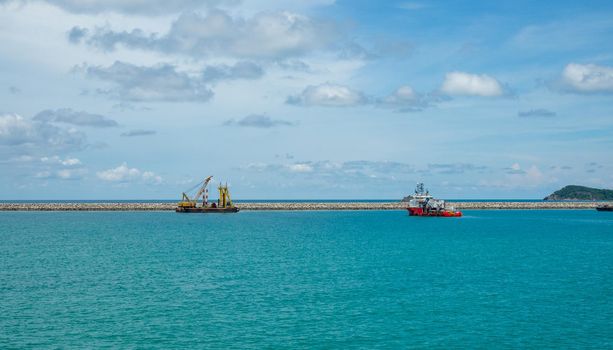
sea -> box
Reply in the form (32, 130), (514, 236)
(1, 209), (612, 348)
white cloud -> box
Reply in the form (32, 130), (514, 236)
(486, 164), (554, 188)
(384, 85), (416, 103)
(97, 162), (140, 181)
(81, 61), (214, 102)
(40, 155), (81, 166)
(9, 155), (35, 162)
(34, 167), (87, 180)
(558, 63), (613, 93)
(287, 83), (367, 107)
(244, 160), (417, 178)
(0, 114), (86, 151)
(56, 169), (73, 179)
(426, 163), (487, 174)
(440, 71), (504, 97)
(97, 162), (162, 184)
(80, 60), (268, 102)
(378, 85), (437, 112)
(34, 171), (52, 178)
(0, 114), (35, 145)
(120, 129), (156, 137)
(287, 163), (313, 173)
(56, 168), (87, 179)
(5, 154), (88, 181)
(524, 165), (545, 182)
(142, 171), (163, 184)
(518, 109), (556, 117)
(33, 108), (118, 127)
(502, 162), (525, 175)
(285, 83), (438, 111)
(61, 158), (81, 166)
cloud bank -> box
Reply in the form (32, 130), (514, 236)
(202, 61), (264, 82)
(0, 114), (86, 152)
(224, 114), (295, 128)
(518, 109), (556, 117)
(33, 108), (118, 127)
(70, 10), (338, 60)
(79, 60), (268, 102)
(82, 61), (214, 102)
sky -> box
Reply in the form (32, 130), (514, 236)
(1, 0), (612, 199)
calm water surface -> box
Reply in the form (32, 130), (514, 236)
(1, 210), (612, 348)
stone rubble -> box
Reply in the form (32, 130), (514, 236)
(0, 201), (611, 211)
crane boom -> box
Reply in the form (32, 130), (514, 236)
(193, 176), (213, 202)
(177, 176), (213, 209)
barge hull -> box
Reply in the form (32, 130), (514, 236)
(176, 207), (240, 213)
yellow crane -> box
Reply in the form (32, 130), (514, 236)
(177, 176), (213, 209)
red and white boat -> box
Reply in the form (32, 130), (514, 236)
(406, 183), (462, 217)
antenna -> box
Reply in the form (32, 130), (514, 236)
(416, 183), (425, 195)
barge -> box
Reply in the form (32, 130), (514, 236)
(176, 176), (239, 213)
(596, 205), (612, 212)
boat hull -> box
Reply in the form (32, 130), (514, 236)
(596, 206), (612, 212)
(407, 207), (462, 217)
(176, 207), (240, 213)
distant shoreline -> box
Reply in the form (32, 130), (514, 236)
(0, 201), (611, 211)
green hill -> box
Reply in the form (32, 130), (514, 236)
(544, 185), (613, 200)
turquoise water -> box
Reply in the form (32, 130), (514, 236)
(3, 199), (599, 203)
(1, 210), (612, 348)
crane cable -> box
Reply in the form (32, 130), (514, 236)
(183, 179), (204, 196)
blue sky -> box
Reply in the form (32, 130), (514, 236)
(1, 0), (612, 199)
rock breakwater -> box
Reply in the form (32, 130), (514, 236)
(1, 201), (611, 211)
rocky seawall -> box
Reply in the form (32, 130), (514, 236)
(0, 201), (611, 211)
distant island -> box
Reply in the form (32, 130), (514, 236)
(544, 185), (613, 201)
